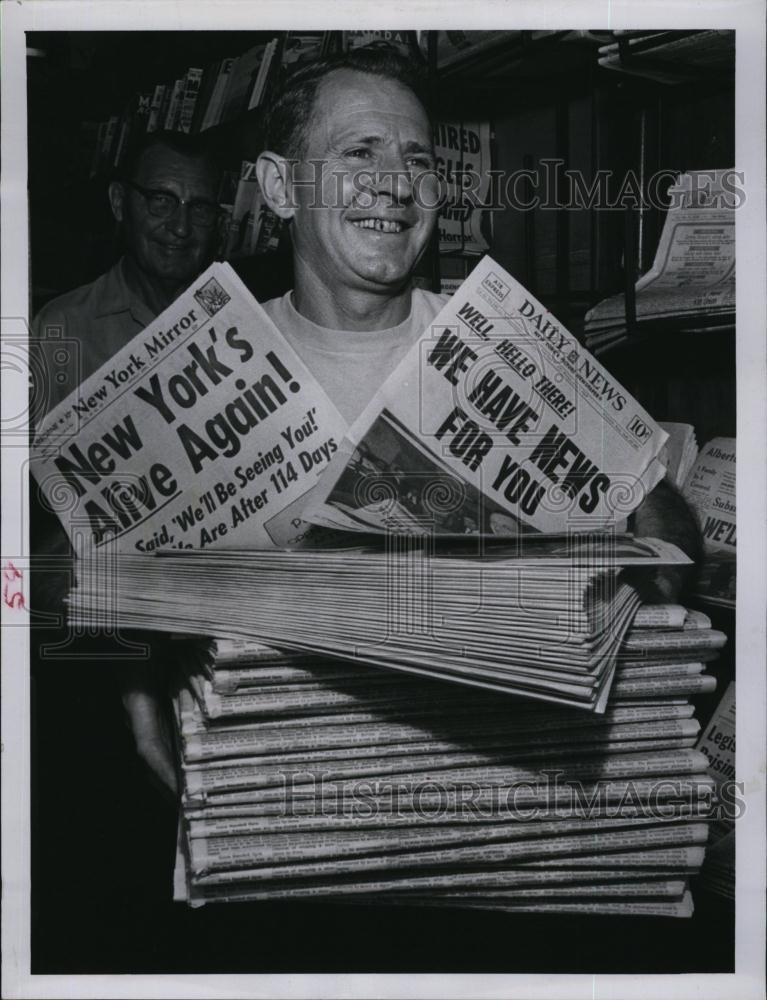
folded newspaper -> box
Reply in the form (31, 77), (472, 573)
(584, 169), (736, 353)
(31, 263), (348, 553)
(304, 254), (668, 537)
(71, 536), (692, 711)
(32, 255), (668, 555)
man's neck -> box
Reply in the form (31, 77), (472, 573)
(292, 264), (413, 332)
(122, 256), (184, 316)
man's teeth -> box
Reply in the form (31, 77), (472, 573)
(350, 218), (404, 233)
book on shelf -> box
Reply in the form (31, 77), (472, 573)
(225, 160), (261, 258)
(247, 37), (279, 111)
(100, 114), (120, 166)
(190, 61), (222, 134)
(222, 160), (283, 259)
(111, 91), (153, 169)
(219, 44), (268, 124)
(111, 116), (131, 169)
(163, 77), (185, 131)
(82, 36), (296, 178)
(200, 57), (236, 131)
(146, 84), (168, 134)
(178, 67), (204, 134)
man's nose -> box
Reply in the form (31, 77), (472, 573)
(373, 151), (415, 204)
(166, 201), (191, 237)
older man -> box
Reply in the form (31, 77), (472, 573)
(32, 130), (224, 792)
(255, 47), (700, 582)
(34, 130), (223, 413)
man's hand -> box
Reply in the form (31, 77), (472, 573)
(119, 661), (178, 796)
(629, 479), (703, 602)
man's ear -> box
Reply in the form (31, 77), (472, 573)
(108, 180), (127, 223)
(256, 151), (296, 220)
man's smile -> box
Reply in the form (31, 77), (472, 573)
(346, 212), (414, 235)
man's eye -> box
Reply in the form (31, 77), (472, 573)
(407, 156), (434, 171)
(149, 193), (176, 211)
(344, 148), (372, 160)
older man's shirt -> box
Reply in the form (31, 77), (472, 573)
(32, 257), (156, 418)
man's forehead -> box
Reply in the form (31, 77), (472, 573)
(135, 146), (217, 189)
(313, 71), (431, 139)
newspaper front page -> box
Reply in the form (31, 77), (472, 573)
(631, 170), (736, 317)
(683, 437), (736, 554)
(31, 262), (348, 554)
(305, 255), (668, 537)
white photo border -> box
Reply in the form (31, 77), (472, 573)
(2, 2), (764, 998)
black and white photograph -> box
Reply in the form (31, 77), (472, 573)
(2, 3), (765, 998)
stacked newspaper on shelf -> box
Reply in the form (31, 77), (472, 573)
(583, 170), (735, 354)
(682, 437), (736, 609)
(70, 534), (692, 713)
(694, 681), (736, 899)
(170, 601), (724, 913)
(659, 422), (699, 490)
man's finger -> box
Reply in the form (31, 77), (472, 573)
(122, 687), (178, 794)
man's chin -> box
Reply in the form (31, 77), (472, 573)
(352, 256), (420, 291)
(149, 258), (201, 287)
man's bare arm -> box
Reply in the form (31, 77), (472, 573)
(629, 479), (703, 602)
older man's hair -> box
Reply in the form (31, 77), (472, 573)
(117, 130), (224, 185)
(262, 46), (430, 160)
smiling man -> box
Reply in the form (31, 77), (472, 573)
(34, 130), (223, 414)
(32, 130), (223, 793)
(256, 48), (448, 423)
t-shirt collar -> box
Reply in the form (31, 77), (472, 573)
(282, 288), (420, 356)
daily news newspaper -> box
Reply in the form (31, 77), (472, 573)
(31, 264), (348, 553)
(306, 255), (668, 537)
(32, 255), (667, 554)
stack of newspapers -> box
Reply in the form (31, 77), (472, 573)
(71, 534), (691, 712)
(584, 170), (735, 354)
(170, 602), (724, 913)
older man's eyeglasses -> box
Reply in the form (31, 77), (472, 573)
(125, 181), (220, 228)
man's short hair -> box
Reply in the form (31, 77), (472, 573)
(117, 130), (223, 186)
(262, 46), (430, 160)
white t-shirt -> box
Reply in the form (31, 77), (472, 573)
(262, 288), (448, 424)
